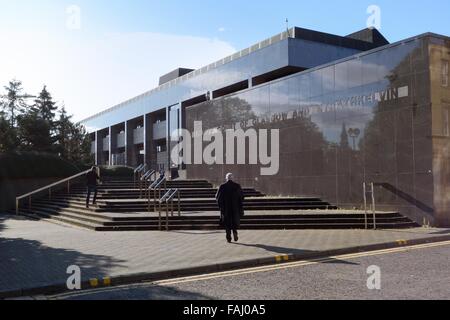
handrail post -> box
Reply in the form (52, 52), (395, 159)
(178, 190), (181, 217)
(159, 185), (162, 215)
(154, 185), (157, 213)
(166, 199), (169, 231)
(363, 182), (368, 230)
(371, 182), (377, 230)
(149, 180), (155, 212)
(29, 196), (31, 209)
(16, 199), (19, 215)
(158, 200), (162, 231)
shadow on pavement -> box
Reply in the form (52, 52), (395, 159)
(58, 284), (213, 300)
(0, 230), (126, 293)
(233, 243), (359, 265)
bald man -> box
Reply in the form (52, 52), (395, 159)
(216, 173), (245, 243)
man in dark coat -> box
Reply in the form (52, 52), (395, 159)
(216, 173), (245, 243)
(86, 166), (101, 209)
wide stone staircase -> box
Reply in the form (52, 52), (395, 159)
(14, 177), (419, 231)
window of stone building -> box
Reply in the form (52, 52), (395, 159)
(442, 60), (449, 87)
(443, 106), (450, 137)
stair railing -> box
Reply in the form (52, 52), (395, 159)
(139, 170), (156, 198)
(158, 189), (181, 231)
(148, 177), (167, 214)
(133, 164), (144, 184)
(16, 169), (92, 215)
(133, 164), (146, 187)
(142, 169), (157, 197)
(166, 189), (181, 218)
(363, 182), (377, 230)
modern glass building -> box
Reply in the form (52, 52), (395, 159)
(81, 27), (450, 227)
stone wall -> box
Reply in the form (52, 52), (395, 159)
(0, 178), (62, 212)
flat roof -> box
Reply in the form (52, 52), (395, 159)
(81, 27), (386, 124)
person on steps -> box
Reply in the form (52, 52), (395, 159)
(86, 166), (101, 209)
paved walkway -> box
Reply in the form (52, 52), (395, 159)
(1, 214), (449, 296)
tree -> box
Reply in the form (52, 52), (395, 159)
(33, 85), (59, 150)
(55, 107), (93, 165)
(0, 80), (33, 128)
(0, 114), (17, 152)
(0, 80), (93, 166)
(55, 107), (73, 159)
(17, 109), (53, 152)
(34, 85), (58, 123)
(68, 122), (93, 165)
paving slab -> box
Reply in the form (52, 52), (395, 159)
(1, 214), (449, 298)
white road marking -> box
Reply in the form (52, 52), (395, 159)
(49, 240), (450, 300)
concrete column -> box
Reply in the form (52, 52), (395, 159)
(95, 131), (100, 166)
(125, 120), (136, 167)
(144, 114), (155, 170)
(96, 129), (109, 165)
(144, 115), (148, 168)
(165, 107), (171, 171)
(108, 127), (113, 166)
(125, 122), (130, 166)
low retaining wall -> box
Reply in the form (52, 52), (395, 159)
(0, 177), (63, 212)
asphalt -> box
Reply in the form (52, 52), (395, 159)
(1, 214), (450, 299)
(53, 241), (450, 300)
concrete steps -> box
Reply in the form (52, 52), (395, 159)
(16, 178), (420, 231)
(51, 188), (265, 200)
(33, 197), (338, 213)
(17, 205), (418, 232)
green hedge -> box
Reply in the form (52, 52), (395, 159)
(98, 166), (134, 177)
(0, 152), (80, 179)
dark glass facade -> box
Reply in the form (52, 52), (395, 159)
(82, 28), (367, 133)
(185, 35), (450, 227)
(81, 27), (450, 227)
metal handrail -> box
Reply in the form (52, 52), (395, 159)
(147, 177), (167, 221)
(134, 164), (144, 174)
(363, 182), (377, 230)
(166, 189), (180, 202)
(159, 189), (173, 203)
(133, 164), (147, 187)
(16, 169), (92, 214)
(153, 177), (167, 190)
(138, 164), (147, 175)
(149, 179), (159, 189)
(141, 170), (154, 181)
(168, 188), (181, 219)
(139, 170), (156, 198)
(133, 164), (143, 186)
(158, 189), (181, 231)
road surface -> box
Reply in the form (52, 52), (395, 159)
(48, 240), (450, 300)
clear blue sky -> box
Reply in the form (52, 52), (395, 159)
(2, 0), (449, 48)
(1, 0), (449, 120)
